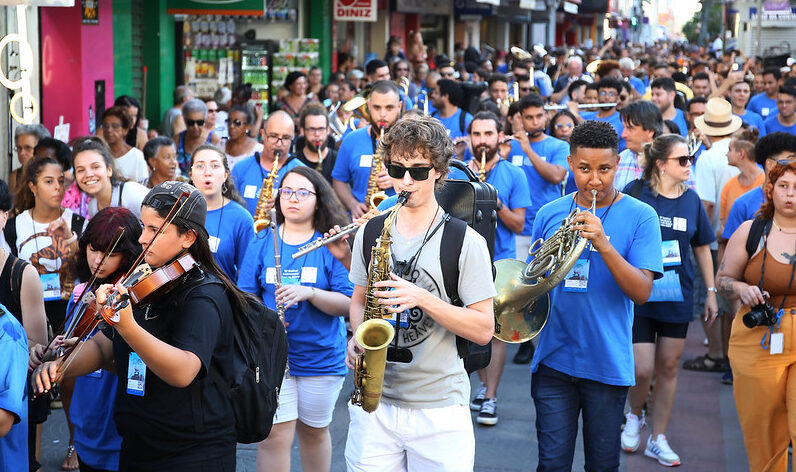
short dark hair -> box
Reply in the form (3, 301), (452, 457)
(651, 77), (676, 93)
(653, 63), (669, 71)
(284, 71), (307, 89)
(102, 106), (132, 130)
(299, 103), (329, 129)
(549, 110), (578, 136)
(518, 93), (545, 113)
(687, 96), (708, 111)
(597, 78), (623, 95)
(754, 132), (796, 166)
(35, 138), (72, 171)
(437, 79), (463, 107)
(693, 72), (710, 83)
(487, 73), (509, 88)
(468, 111), (503, 134)
(779, 86), (796, 99)
(568, 79), (588, 100)
(570, 121), (618, 155)
(366, 59), (389, 76)
(585, 83), (600, 93)
(512, 62), (530, 74)
(763, 67), (782, 80)
(0, 179), (11, 212)
(620, 100), (664, 137)
(369, 79), (401, 98)
(663, 119), (681, 135)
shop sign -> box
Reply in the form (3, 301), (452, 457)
(750, 5), (796, 21)
(333, 0), (377, 22)
(476, 0), (500, 5)
(563, 1), (578, 14)
(454, 0), (494, 17)
(82, 0), (98, 24)
(14, 1), (74, 5)
(396, 0), (450, 15)
(167, 0), (265, 16)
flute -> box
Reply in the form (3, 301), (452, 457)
(544, 102), (617, 111)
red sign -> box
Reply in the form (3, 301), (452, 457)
(334, 0), (377, 22)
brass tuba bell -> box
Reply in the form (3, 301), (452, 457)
(342, 94), (372, 126)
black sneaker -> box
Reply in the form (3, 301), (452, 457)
(513, 341), (534, 364)
(470, 385), (486, 411)
(477, 398), (498, 426)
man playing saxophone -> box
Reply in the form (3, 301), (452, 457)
(344, 115), (495, 471)
(332, 81), (402, 219)
(230, 111), (305, 217)
(529, 120), (663, 471)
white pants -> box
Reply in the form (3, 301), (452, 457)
(272, 375), (345, 428)
(516, 235), (533, 261)
(345, 402), (475, 472)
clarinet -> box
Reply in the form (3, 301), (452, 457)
(270, 207), (290, 379)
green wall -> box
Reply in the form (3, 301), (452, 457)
(142, 0), (175, 131)
(306, 0), (332, 81)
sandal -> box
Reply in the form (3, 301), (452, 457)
(682, 354), (728, 372)
(61, 444), (79, 471)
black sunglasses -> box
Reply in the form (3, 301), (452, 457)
(386, 163), (435, 181)
(668, 155), (693, 167)
(186, 119), (205, 127)
(228, 119), (244, 127)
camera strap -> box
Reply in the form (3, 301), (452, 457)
(758, 224), (795, 350)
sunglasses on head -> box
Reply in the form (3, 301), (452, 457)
(668, 155), (694, 167)
(386, 163), (435, 181)
(776, 156), (796, 165)
(186, 119), (205, 127)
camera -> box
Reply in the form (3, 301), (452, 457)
(742, 298), (778, 328)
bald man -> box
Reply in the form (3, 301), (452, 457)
(230, 110), (306, 215)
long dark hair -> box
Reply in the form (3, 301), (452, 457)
(147, 200), (249, 312)
(275, 166), (349, 231)
(189, 144), (246, 206)
(74, 207), (143, 282)
(13, 156), (63, 215)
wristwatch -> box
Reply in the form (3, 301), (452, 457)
(707, 287), (718, 294)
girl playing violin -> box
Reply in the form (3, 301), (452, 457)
(32, 182), (248, 471)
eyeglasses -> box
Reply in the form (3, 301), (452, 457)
(555, 123), (574, 129)
(228, 119), (245, 127)
(14, 145), (34, 153)
(396, 67), (409, 72)
(386, 163), (435, 181)
(619, 95), (629, 101)
(192, 162), (225, 172)
(305, 127), (327, 134)
(520, 87), (534, 92)
(103, 123), (124, 130)
(279, 187), (316, 201)
(599, 91), (618, 97)
(186, 119), (205, 128)
(266, 134), (293, 145)
(668, 155), (694, 167)
(207, 109), (218, 114)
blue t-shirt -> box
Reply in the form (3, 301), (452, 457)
(739, 110), (767, 136)
(331, 126), (397, 204)
(207, 200), (254, 281)
(64, 294), (121, 471)
(628, 76), (646, 95)
(0, 306), (28, 472)
(670, 108), (689, 138)
(624, 182), (715, 323)
(237, 227), (353, 376)
(722, 186), (764, 240)
(748, 93), (778, 119)
(230, 155), (305, 216)
(432, 108), (473, 141)
(529, 195), (663, 385)
(581, 110), (626, 152)
(764, 115), (796, 135)
(508, 136), (570, 235)
(450, 159), (531, 261)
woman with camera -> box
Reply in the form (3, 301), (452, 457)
(717, 159), (796, 471)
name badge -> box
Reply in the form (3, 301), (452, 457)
(672, 217), (687, 232)
(386, 310), (410, 328)
(265, 267), (276, 284)
(86, 369), (102, 379)
(359, 154), (373, 167)
(770, 332), (784, 355)
(761, 107), (770, 117)
(41, 273), (61, 301)
(648, 270), (684, 302)
(301, 267), (317, 284)
(512, 155), (524, 166)
(208, 235), (220, 252)
(127, 352), (146, 396)
(564, 259), (590, 292)
(661, 240), (682, 267)
(244, 185), (257, 199)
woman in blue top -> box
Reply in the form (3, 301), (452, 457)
(189, 145), (253, 281)
(238, 166), (354, 472)
(621, 134), (718, 466)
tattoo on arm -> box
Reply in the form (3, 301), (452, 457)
(782, 252), (796, 265)
(717, 276), (735, 298)
(718, 260), (725, 272)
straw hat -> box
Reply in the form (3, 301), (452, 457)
(695, 97), (742, 137)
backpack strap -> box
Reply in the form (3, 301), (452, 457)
(746, 216), (771, 259)
(71, 213), (86, 238)
(3, 216), (17, 257)
(362, 213), (389, 269)
(117, 181), (126, 207)
(629, 178), (644, 199)
(459, 110), (467, 136)
(440, 217), (467, 307)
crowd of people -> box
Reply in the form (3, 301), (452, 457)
(1, 34), (796, 472)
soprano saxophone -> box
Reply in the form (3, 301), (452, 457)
(479, 148), (487, 182)
(269, 207), (289, 379)
(350, 191), (409, 413)
(253, 150), (281, 233)
(364, 124), (388, 209)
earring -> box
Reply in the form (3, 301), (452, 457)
(222, 182), (228, 193)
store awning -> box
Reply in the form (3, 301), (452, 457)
(167, 0), (264, 16)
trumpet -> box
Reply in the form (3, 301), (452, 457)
(687, 130), (702, 157)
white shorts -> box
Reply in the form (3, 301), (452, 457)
(345, 402), (475, 472)
(272, 375), (345, 428)
(516, 235), (533, 261)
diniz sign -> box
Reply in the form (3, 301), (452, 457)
(334, 0), (377, 22)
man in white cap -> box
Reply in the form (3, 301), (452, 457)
(683, 97), (742, 373)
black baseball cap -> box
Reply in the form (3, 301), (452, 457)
(142, 181), (208, 238)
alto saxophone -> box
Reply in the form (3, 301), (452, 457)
(365, 124), (388, 209)
(253, 150), (281, 233)
(269, 207), (289, 378)
(479, 148), (487, 182)
(351, 191), (409, 413)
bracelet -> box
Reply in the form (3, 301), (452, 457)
(707, 287), (718, 294)
(63, 231), (78, 245)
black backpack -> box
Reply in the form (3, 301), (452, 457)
(179, 277), (288, 444)
(745, 216), (771, 259)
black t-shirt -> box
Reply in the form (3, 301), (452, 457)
(293, 135), (338, 183)
(105, 271), (236, 467)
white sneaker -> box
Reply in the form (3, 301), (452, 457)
(621, 413), (644, 452)
(470, 385), (486, 411)
(645, 434), (681, 467)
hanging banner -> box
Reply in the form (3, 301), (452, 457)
(333, 0), (377, 22)
(167, 0), (265, 16)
